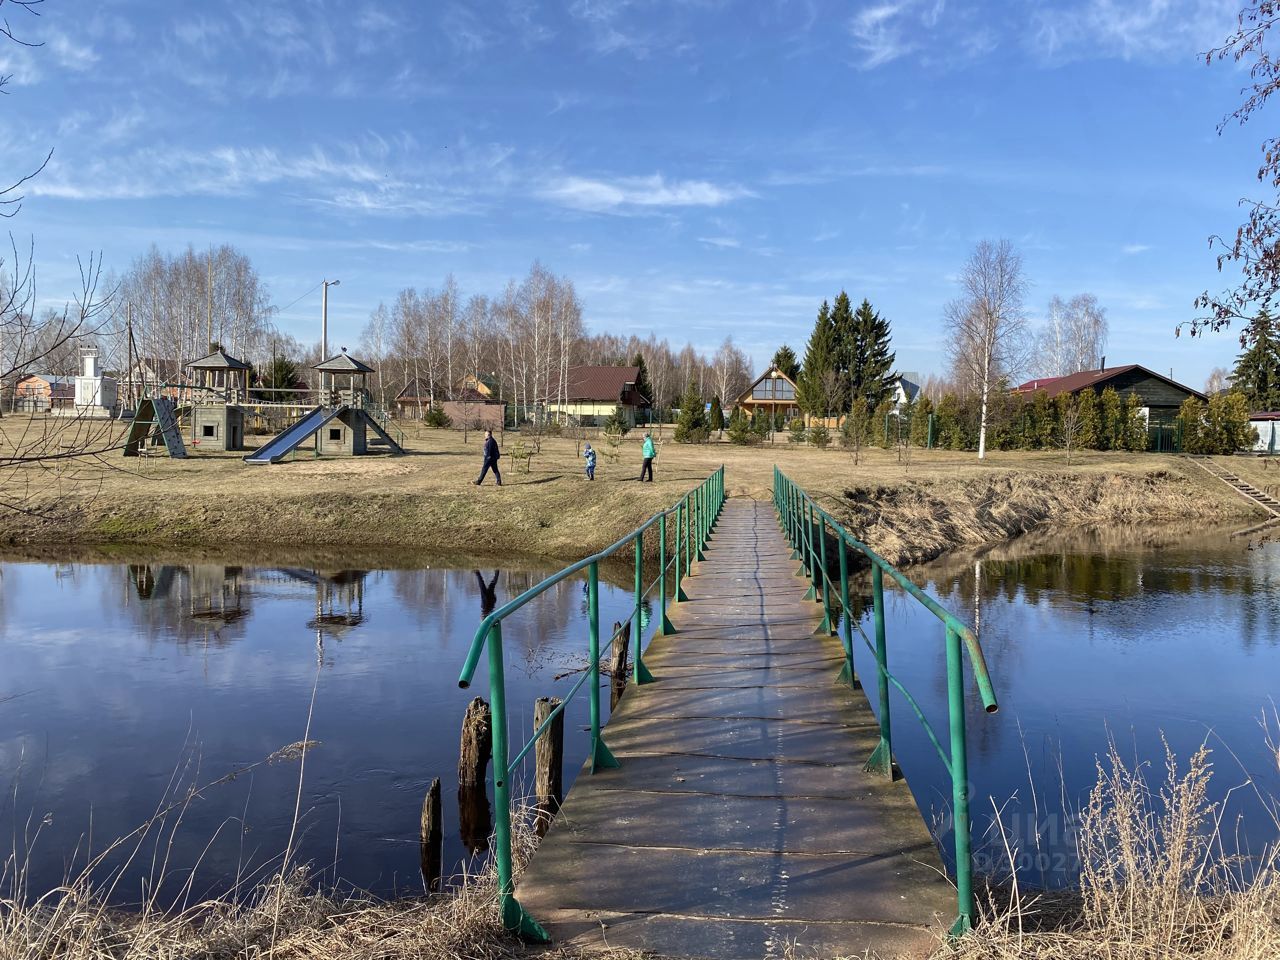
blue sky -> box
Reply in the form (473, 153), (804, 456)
(1, 0), (1265, 387)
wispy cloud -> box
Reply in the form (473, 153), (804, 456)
(1122, 243), (1152, 255)
(697, 236), (741, 249)
(848, 3), (916, 69)
(1031, 1), (1236, 64)
(47, 31), (99, 71)
(540, 174), (753, 213)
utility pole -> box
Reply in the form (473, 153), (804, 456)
(206, 255), (213, 352)
(321, 278), (340, 395)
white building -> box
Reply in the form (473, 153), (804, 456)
(65, 347), (119, 418)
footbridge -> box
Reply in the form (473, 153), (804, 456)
(457, 468), (998, 959)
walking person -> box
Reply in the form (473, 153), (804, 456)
(638, 431), (656, 482)
(583, 442), (597, 480)
(473, 429), (502, 486)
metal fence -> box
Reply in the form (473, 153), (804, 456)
(773, 467), (999, 936)
(457, 467), (725, 941)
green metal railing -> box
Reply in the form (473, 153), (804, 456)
(773, 468), (998, 936)
(457, 466), (725, 941)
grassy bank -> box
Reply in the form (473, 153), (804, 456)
(0, 415), (1260, 562)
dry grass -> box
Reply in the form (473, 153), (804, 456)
(950, 737), (1280, 960)
(0, 415), (1259, 563)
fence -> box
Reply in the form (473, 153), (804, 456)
(773, 468), (999, 936)
(457, 466), (726, 941)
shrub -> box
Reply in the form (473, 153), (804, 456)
(726, 408), (761, 445)
(423, 406), (451, 429)
(602, 405), (631, 437)
(808, 423), (831, 449)
(788, 419), (807, 444)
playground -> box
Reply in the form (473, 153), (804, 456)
(0, 413), (1258, 561)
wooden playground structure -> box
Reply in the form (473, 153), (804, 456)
(123, 352), (404, 464)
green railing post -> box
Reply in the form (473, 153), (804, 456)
(864, 564), (895, 779)
(946, 625), (974, 937)
(634, 532), (655, 683)
(696, 481), (707, 560)
(817, 510), (833, 635)
(836, 534), (858, 688)
(927, 412), (935, 449)
(788, 482), (801, 560)
(675, 498), (688, 602)
(487, 621), (550, 942)
(658, 510), (675, 634)
(588, 562), (619, 772)
(803, 501), (818, 599)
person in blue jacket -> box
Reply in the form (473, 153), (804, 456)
(638, 431), (656, 482)
(473, 429), (502, 486)
(583, 442), (597, 480)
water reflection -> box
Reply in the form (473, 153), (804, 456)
(865, 525), (1280, 889)
(0, 552), (635, 903)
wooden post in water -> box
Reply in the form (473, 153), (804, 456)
(458, 696), (492, 788)
(534, 696), (564, 835)
(457, 696), (493, 854)
(610, 619), (630, 708)
(420, 777), (443, 892)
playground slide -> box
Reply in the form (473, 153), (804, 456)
(364, 414), (405, 455)
(243, 406), (343, 465)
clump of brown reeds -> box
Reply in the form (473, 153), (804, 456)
(950, 737), (1280, 960)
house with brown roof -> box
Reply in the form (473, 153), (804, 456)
(1013, 364), (1205, 430)
(734, 366), (800, 422)
(542, 365), (650, 426)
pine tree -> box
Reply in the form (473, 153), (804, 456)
(770, 345), (800, 381)
(797, 301), (836, 418)
(674, 383), (708, 443)
(848, 299), (896, 409)
(630, 353), (654, 407)
(1231, 310), (1280, 411)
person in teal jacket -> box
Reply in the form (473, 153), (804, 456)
(638, 431), (655, 482)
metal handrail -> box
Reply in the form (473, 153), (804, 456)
(773, 467), (998, 937)
(456, 466), (726, 942)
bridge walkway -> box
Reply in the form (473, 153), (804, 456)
(516, 498), (952, 959)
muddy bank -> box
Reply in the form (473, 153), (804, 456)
(828, 468), (1258, 568)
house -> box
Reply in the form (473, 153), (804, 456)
(12, 373), (75, 413)
(892, 371), (922, 409)
(394, 377), (435, 419)
(1013, 364), (1206, 428)
(1249, 412), (1280, 454)
(542, 365), (650, 426)
(457, 373), (498, 399)
(442, 375), (505, 431)
(734, 366), (800, 422)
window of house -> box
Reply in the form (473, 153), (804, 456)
(202, 424), (216, 438)
(329, 428), (342, 441)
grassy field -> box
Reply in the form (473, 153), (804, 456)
(0, 413), (1262, 562)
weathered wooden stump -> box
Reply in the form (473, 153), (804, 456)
(534, 696), (564, 835)
(458, 696), (492, 788)
(420, 777), (442, 892)
(610, 619), (630, 709)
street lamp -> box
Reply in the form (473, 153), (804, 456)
(321, 279), (340, 393)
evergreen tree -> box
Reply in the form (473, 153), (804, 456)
(1203, 391), (1258, 453)
(1177, 397), (1206, 453)
(709, 395), (725, 432)
(872, 398), (895, 448)
(674, 383), (709, 443)
(829, 291), (856, 380)
(1031, 390), (1056, 449)
(1098, 387), (1123, 451)
(797, 301), (837, 418)
(1076, 390), (1100, 449)
(1121, 392), (1148, 451)
(1231, 310), (1280, 411)
(847, 298), (897, 409)
(935, 393), (966, 449)
(909, 395), (934, 448)
(727, 405), (759, 445)
(630, 353), (654, 407)
(770, 345), (800, 381)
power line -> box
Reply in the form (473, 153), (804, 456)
(277, 281), (323, 316)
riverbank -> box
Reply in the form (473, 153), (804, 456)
(0, 416), (1260, 562)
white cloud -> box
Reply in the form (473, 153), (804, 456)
(47, 31), (99, 71)
(1031, 1), (1237, 63)
(1122, 243), (1152, 255)
(848, 3), (916, 69)
(698, 236), (741, 249)
(540, 174), (753, 213)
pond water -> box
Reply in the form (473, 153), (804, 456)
(0, 555), (642, 905)
(870, 524), (1280, 887)
(2, 525), (1278, 904)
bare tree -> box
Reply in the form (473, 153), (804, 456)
(1058, 396), (1083, 466)
(944, 239), (1030, 459)
(1205, 365), (1231, 395)
(1035, 293), (1108, 376)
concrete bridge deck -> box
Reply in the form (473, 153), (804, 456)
(517, 498), (953, 959)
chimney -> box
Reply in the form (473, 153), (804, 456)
(1100, 355), (1106, 370)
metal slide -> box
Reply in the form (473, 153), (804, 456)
(243, 406), (343, 464)
(363, 412), (405, 454)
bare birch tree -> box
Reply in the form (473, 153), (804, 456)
(1035, 293), (1108, 376)
(944, 239), (1029, 459)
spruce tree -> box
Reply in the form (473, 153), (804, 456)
(674, 383), (708, 443)
(797, 301), (836, 418)
(1231, 310), (1280, 410)
(829, 291), (856, 381)
(770, 345), (800, 381)
(631, 353), (654, 406)
(848, 299), (896, 409)
(709, 395), (725, 432)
